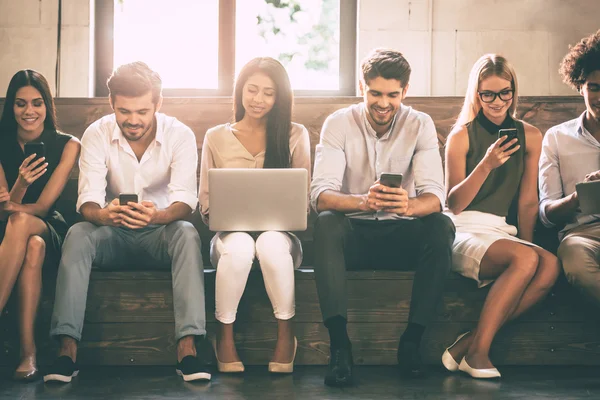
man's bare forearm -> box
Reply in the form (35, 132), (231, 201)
(544, 193), (579, 226)
(406, 193), (442, 218)
(152, 202), (192, 225)
(316, 190), (367, 213)
(80, 202), (109, 226)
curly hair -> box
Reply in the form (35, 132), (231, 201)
(559, 29), (600, 90)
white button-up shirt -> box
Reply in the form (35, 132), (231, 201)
(539, 112), (600, 238)
(310, 102), (445, 220)
(76, 113), (198, 212)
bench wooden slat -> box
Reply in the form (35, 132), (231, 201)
(31, 271), (596, 325)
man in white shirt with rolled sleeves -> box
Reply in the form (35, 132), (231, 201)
(310, 49), (455, 386)
(45, 62), (210, 383)
(539, 30), (600, 305)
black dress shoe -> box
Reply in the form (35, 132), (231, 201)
(324, 347), (354, 387)
(176, 355), (211, 382)
(43, 356), (79, 383)
(397, 341), (425, 378)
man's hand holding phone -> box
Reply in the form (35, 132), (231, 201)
(102, 198), (126, 227)
(362, 173), (409, 215)
(120, 200), (157, 229)
(372, 183), (409, 215)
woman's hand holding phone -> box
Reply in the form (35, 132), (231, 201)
(482, 135), (520, 171)
(16, 153), (48, 188)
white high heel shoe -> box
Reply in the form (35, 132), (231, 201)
(441, 331), (471, 372)
(268, 337), (297, 374)
(458, 357), (501, 379)
(212, 339), (245, 373)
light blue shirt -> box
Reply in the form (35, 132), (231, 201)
(539, 112), (600, 238)
(310, 102), (445, 220)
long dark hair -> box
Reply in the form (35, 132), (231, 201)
(0, 69), (58, 138)
(233, 57), (292, 168)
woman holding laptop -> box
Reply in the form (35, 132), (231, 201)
(441, 54), (560, 378)
(199, 57), (310, 374)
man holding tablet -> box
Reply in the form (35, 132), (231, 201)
(45, 62), (210, 383)
(310, 49), (455, 386)
(539, 30), (600, 303)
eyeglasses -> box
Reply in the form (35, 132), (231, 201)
(478, 89), (514, 103)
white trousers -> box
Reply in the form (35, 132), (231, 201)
(210, 231), (302, 323)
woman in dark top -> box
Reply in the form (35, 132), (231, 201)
(0, 70), (80, 381)
(441, 55), (560, 378)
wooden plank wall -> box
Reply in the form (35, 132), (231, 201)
(0, 95), (587, 170)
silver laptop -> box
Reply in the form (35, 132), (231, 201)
(576, 180), (600, 214)
(208, 168), (308, 232)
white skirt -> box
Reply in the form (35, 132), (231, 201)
(445, 210), (538, 288)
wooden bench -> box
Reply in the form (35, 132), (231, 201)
(3, 96), (599, 367)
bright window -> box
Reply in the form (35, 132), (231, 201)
(99, 0), (355, 95)
(235, 0), (340, 91)
(113, 0), (219, 89)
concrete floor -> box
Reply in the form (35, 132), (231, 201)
(2, 365), (600, 400)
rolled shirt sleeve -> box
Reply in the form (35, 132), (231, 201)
(310, 115), (347, 212)
(412, 115), (446, 208)
(76, 123), (108, 212)
(168, 126), (199, 211)
(538, 129), (562, 228)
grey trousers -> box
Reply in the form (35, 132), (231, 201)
(313, 211), (455, 326)
(50, 221), (206, 341)
(558, 221), (600, 304)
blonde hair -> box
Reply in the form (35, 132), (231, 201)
(453, 54), (519, 130)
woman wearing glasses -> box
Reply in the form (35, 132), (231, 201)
(440, 54), (559, 378)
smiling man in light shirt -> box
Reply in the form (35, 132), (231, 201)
(310, 49), (456, 386)
(45, 62), (210, 383)
(539, 30), (600, 304)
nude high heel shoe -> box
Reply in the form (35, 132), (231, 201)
(458, 357), (501, 379)
(13, 355), (40, 382)
(441, 331), (471, 372)
(212, 339), (245, 373)
(268, 337), (297, 374)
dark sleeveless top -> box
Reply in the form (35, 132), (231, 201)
(0, 128), (73, 258)
(463, 110), (526, 217)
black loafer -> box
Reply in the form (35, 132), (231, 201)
(176, 355), (211, 382)
(397, 341), (425, 378)
(43, 356), (79, 383)
(324, 347), (354, 387)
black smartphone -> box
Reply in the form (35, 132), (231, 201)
(380, 172), (403, 188)
(498, 128), (518, 151)
(119, 193), (138, 205)
(24, 142), (45, 164)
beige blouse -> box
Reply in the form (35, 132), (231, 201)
(199, 122), (311, 221)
